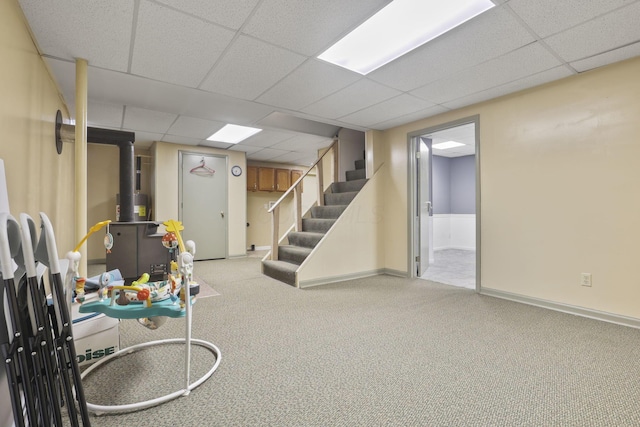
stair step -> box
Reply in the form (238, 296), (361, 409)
(287, 231), (325, 249)
(302, 218), (335, 233)
(263, 260), (297, 286)
(324, 191), (358, 206)
(355, 159), (365, 170)
(311, 205), (347, 219)
(330, 179), (367, 194)
(278, 245), (312, 264)
(346, 168), (366, 181)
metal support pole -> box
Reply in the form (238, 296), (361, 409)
(75, 58), (88, 277)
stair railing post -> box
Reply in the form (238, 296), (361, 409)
(293, 185), (302, 232)
(316, 163), (324, 207)
(333, 139), (339, 183)
(271, 205), (279, 260)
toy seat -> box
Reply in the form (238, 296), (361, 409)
(75, 220), (221, 414)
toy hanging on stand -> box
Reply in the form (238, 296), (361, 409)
(77, 219), (220, 414)
(66, 220), (112, 307)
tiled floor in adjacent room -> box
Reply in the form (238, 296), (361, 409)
(421, 248), (476, 289)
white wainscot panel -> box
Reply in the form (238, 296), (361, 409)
(450, 214), (476, 250)
(433, 215), (451, 250)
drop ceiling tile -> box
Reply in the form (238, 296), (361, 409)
(243, 0), (391, 55)
(227, 144), (264, 154)
(247, 148), (289, 161)
(289, 133), (333, 146)
(442, 66), (573, 110)
(508, 0), (632, 38)
(90, 67), (193, 113)
(199, 140), (234, 149)
(183, 90), (274, 124)
(269, 151), (315, 164)
(270, 134), (332, 152)
(239, 130), (296, 148)
(123, 106), (177, 133)
(161, 135), (202, 146)
(257, 112), (345, 137)
(368, 7), (535, 91)
(166, 116), (225, 139)
(372, 105), (450, 130)
(128, 130), (165, 149)
(84, 102), (124, 129)
(18, 0), (133, 71)
(434, 145), (476, 158)
(256, 60), (361, 111)
(46, 58), (196, 115)
(340, 94), (436, 128)
(200, 36), (306, 100)
(411, 42), (561, 105)
(131, 1), (235, 87)
(570, 41), (640, 72)
(543, 2), (640, 63)
(154, 0), (260, 29)
(302, 79), (400, 120)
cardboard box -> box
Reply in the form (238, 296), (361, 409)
(71, 295), (120, 367)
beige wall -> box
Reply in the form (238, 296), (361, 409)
(298, 164), (386, 287)
(380, 56), (640, 319)
(0, 0), (75, 253)
(152, 141), (247, 257)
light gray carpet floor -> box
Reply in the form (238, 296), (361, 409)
(70, 255), (640, 426)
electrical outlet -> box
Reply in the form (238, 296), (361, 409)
(581, 273), (592, 287)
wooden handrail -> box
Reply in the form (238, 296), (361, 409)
(267, 137), (338, 260)
(267, 138), (338, 214)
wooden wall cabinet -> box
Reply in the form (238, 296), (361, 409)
(247, 166), (305, 193)
(247, 166), (258, 191)
(257, 167), (275, 192)
(275, 169), (290, 192)
(290, 169), (303, 192)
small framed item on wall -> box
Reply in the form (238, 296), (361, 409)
(231, 165), (242, 177)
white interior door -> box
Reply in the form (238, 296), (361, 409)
(179, 152), (227, 260)
(417, 137), (432, 276)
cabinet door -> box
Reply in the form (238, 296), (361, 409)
(247, 166), (258, 191)
(275, 169), (290, 192)
(258, 167), (275, 191)
(290, 169), (303, 192)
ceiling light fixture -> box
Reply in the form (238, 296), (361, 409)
(318, 0), (495, 75)
(207, 124), (262, 144)
(432, 141), (465, 150)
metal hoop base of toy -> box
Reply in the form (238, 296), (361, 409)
(80, 338), (221, 414)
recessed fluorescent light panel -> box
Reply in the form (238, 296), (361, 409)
(433, 141), (465, 150)
(207, 124), (262, 144)
(318, 0), (495, 75)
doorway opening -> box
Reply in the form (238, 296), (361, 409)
(408, 116), (480, 291)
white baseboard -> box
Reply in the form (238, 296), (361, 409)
(382, 268), (408, 278)
(299, 268), (409, 288)
(481, 288), (640, 329)
(433, 246), (476, 251)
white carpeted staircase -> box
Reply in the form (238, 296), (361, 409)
(262, 159), (367, 286)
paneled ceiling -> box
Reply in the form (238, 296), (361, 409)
(18, 0), (640, 165)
